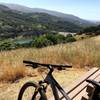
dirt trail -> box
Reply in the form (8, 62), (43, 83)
(0, 68), (86, 100)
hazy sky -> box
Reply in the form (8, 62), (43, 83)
(0, 0), (100, 21)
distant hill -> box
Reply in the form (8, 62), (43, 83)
(79, 25), (100, 35)
(2, 3), (95, 27)
(0, 4), (83, 39)
(0, 4), (10, 11)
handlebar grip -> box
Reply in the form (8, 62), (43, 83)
(62, 65), (72, 68)
(23, 60), (36, 64)
(23, 60), (38, 68)
(23, 60), (37, 66)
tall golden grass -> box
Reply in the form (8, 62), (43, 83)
(0, 36), (100, 82)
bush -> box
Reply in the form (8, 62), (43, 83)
(55, 34), (66, 43)
(45, 34), (58, 45)
(32, 35), (52, 48)
(31, 34), (76, 48)
(66, 34), (76, 42)
(0, 40), (16, 50)
(45, 34), (66, 44)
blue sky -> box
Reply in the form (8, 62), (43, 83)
(0, 0), (100, 21)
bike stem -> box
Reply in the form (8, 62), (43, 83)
(48, 65), (54, 74)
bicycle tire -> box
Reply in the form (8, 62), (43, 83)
(18, 82), (47, 100)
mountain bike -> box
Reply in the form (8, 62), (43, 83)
(18, 60), (100, 100)
(18, 60), (72, 100)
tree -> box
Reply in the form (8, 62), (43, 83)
(55, 34), (65, 43)
(66, 34), (76, 42)
(32, 36), (52, 48)
(0, 40), (16, 50)
(45, 34), (58, 45)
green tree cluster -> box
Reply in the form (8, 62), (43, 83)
(79, 25), (100, 35)
(32, 34), (76, 48)
(0, 34), (76, 50)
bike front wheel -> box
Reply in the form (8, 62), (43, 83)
(18, 82), (47, 100)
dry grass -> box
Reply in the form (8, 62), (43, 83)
(0, 35), (100, 82)
(0, 63), (26, 82)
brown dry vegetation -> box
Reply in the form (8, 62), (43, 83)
(0, 35), (100, 82)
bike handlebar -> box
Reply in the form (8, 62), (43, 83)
(23, 60), (72, 70)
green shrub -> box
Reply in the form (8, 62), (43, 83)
(31, 34), (76, 48)
(45, 34), (58, 45)
(32, 35), (52, 48)
(0, 40), (16, 50)
(55, 34), (66, 43)
(66, 34), (76, 42)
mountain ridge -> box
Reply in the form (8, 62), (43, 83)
(0, 4), (82, 39)
(1, 3), (95, 27)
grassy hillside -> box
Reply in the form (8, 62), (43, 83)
(0, 35), (100, 82)
(0, 5), (82, 40)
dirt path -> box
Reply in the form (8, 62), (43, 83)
(0, 68), (86, 100)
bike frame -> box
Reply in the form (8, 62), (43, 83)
(23, 60), (72, 100)
(22, 61), (100, 100)
(43, 66), (71, 100)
